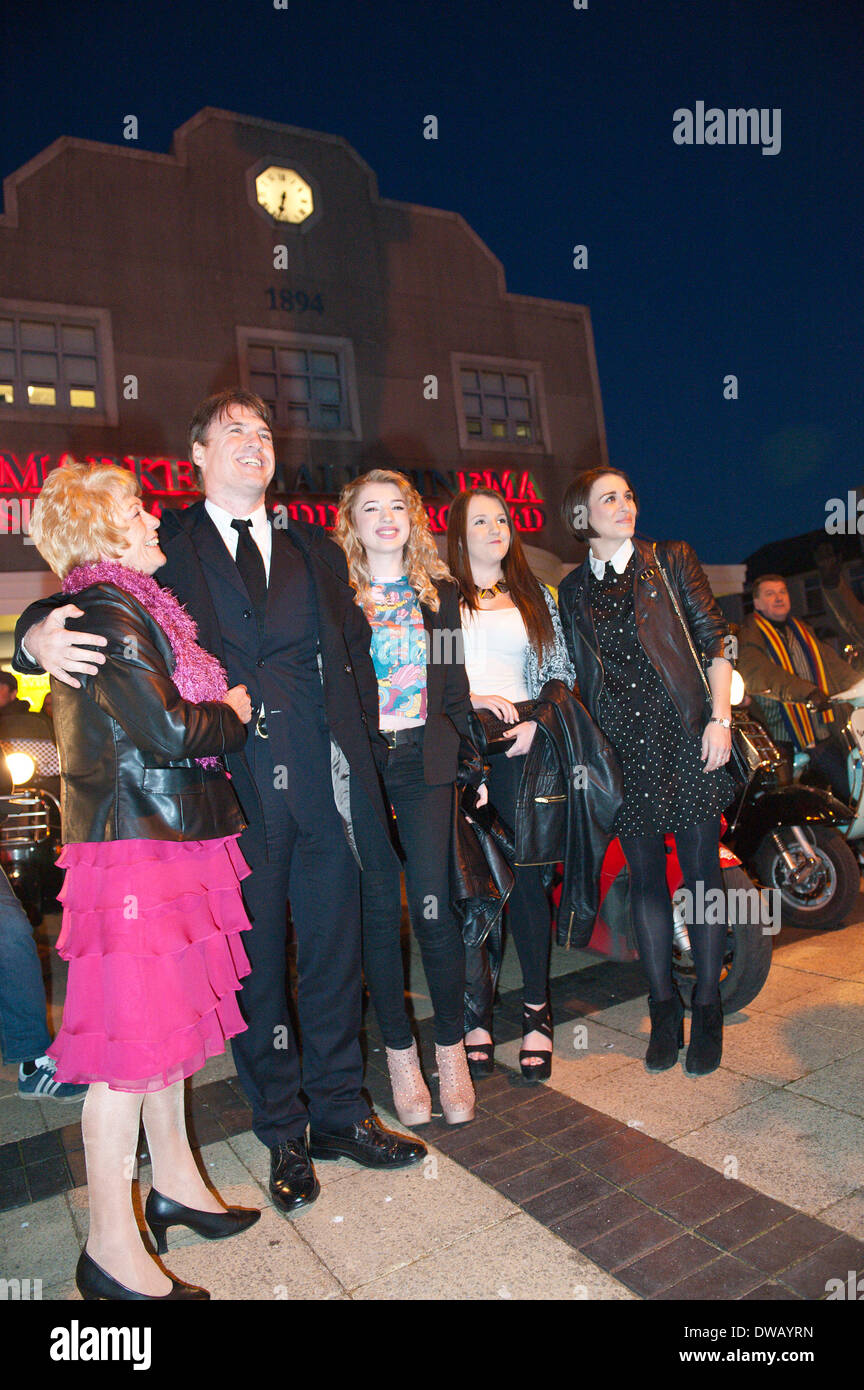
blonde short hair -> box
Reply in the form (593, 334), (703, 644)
(29, 463), (140, 578)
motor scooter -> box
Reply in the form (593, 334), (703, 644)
(724, 685), (861, 930)
(575, 826), (773, 1013)
(0, 733), (62, 926)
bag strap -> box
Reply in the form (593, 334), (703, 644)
(652, 542), (712, 702)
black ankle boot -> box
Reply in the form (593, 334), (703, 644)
(685, 992), (724, 1076)
(645, 991), (685, 1072)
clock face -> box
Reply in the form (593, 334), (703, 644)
(255, 166), (315, 224)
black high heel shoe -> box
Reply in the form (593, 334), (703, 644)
(519, 1001), (553, 1083)
(145, 1188), (261, 1256)
(75, 1249), (209, 1301)
(464, 1034), (495, 1079)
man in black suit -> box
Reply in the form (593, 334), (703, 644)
(15, 390), (425, 1211)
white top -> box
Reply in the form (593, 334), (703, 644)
(461, 606), (531, 702)
(204, 499), (272, 582)
(589, 537), (633, 580)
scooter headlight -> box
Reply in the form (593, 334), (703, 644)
(730, 670), (746, 706)
(5, 752), (36, 787)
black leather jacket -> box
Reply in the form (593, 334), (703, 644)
(54, 584), (247, 843)
(557, 539), (731, 739)
(515, 680), (623, 947)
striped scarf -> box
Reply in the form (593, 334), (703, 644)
(753, 614), (834, 748)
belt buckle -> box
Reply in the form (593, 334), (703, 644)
(255, 710), (269, 740)
(381, 730), (397, 748)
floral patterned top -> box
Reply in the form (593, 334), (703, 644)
(367, 577), (428, 726)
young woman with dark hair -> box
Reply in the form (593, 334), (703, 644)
(447, 488), (575, 1082)
(557, 468), (735, 1076)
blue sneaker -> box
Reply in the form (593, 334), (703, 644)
(17, 1056), (87, 1102)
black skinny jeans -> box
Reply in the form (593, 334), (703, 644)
(464, 750), (552, 1033)
(360, 735), (466, 1048)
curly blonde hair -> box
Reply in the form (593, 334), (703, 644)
(335, 469), (452, 614)
(29, 462), (139, 578)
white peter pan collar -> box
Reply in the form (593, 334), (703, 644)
(589, 537), (634, 580)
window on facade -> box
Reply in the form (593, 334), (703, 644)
(0, 314), (103, 412)
(247, 341), (349, 431)
(459, 368), (537, 444)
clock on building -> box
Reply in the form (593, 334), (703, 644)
(254, 166), (315, 225)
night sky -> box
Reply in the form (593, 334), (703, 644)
(1, 0), (861, 563)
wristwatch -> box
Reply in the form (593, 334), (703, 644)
(709, 716), (732, 728)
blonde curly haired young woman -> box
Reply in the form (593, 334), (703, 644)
(335, 470), (487, 1126)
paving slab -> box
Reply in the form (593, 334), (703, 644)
(352, 1209), (634, 1300)
(525, 1053), (772, 1144)
(0, 1192), (80, 1290)
(816, 1190), (864, 1241)
(713, 1011), (864, 1085)
(155, 1196), (344, 1300)
(759, 977), (864, 1035)
(672, 1089), (864, 1214)
(786, 1049), (864, 1119)
(274, 1151), (514, 1291)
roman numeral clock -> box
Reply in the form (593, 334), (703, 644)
(250, 163), (321, 231)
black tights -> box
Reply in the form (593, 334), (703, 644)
(619, 817), (726, 1005)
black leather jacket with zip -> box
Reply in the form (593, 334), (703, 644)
(514, 679), (623, 948)
(52, 585), (247, 843)
(557, 538), (731, 739)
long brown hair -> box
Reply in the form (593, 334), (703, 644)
(335, 469), (452, 615)
(446, 488), (554, 659)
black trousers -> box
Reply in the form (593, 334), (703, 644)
(360, 737), (465, 1048)
(231, 725), (368, 1147)
(464, 750), (552, 1033)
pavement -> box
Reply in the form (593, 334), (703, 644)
(3, 893), (864, 1303)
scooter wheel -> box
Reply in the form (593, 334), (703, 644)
(754, 825), (861, 930)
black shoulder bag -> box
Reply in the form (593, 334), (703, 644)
(651, 543), (757, 787)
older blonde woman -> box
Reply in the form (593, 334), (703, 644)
(335, 470), (486, 1126)
(29, 463), (259, 1301)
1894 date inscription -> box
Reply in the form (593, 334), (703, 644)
(266, 287), (324, 313)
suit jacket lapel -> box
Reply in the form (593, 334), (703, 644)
(192, 506), (250, 606)
(265, 522), (294, 629)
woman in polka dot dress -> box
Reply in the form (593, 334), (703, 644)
(557, 469), (735, 1077)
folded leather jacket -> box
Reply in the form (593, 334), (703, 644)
(515, 679), (623, 948)
(450, 787), (515, 948)
(557, 538), (732, 739)
(54, 585), (248, 843)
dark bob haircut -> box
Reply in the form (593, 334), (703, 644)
(561, 466), (638, 541)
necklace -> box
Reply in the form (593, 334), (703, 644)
(476, 579), (509, 601)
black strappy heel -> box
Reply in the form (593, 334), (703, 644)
(519, 1001), (553, 1083)
(464, 1035), (495, 1079)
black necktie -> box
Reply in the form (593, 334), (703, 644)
(230, 518), (268, 625)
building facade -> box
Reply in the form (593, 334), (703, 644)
(0, 107), (608, 659)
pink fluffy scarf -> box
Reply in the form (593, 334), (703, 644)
(62, 561), (228, 768)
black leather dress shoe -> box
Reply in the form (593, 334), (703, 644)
(269, 1135), (320, 1214)
(308, 1113), (427, 1167)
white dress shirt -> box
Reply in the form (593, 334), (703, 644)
(589, 537), (634, 581)
(204, 499), (272, 582)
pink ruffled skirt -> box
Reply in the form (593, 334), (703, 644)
(47, 836), (251, 1093)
